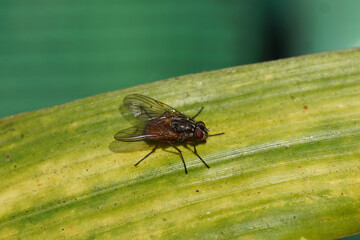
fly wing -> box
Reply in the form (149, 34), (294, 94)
(122, 94), (183, 123)
(114, 124), (151, 142)
(115, 94), (184, 142)
(114, 117), (173, 142)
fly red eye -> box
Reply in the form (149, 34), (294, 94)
(195, 129), (204, 140)
(196, 121), (206, 131)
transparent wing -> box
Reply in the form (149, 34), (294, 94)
(114, 124), (151, 142)
(121, 94), (183, 123)
(114, 116), (173, 142)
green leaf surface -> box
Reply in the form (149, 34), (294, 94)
(0, 49), (360, 239)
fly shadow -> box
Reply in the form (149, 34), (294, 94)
(108, 138), (208, 174)
(108, 139), (206, 160)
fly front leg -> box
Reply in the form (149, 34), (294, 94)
(191, 107), (204, 119)
(193, 145), (210, 168)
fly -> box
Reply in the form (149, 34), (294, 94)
(114, 94), (224, 174)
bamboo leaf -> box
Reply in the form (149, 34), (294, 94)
(0, 49), (359, 239)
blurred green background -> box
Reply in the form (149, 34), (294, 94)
(0, 0), (359, 118)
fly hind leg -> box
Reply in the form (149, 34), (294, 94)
(135, 143), (159, 166)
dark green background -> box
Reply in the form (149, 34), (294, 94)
(1, 0), (360, 120)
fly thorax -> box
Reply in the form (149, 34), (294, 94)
(171, 117), (195, 133)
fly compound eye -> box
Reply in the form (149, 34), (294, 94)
(196, 121), (206, 130)
(197, 121), (205, 126)
(195, 129), (204, 141)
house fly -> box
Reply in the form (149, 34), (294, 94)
(114, 94), (224, 174)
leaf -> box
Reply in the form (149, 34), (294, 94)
(0, 49), (359, 240)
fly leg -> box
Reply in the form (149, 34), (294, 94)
(191, 107), (204, 119)
(193, 145), (210, 168)
(135, 143), (159, 167)
(168, 142), (188, 174)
